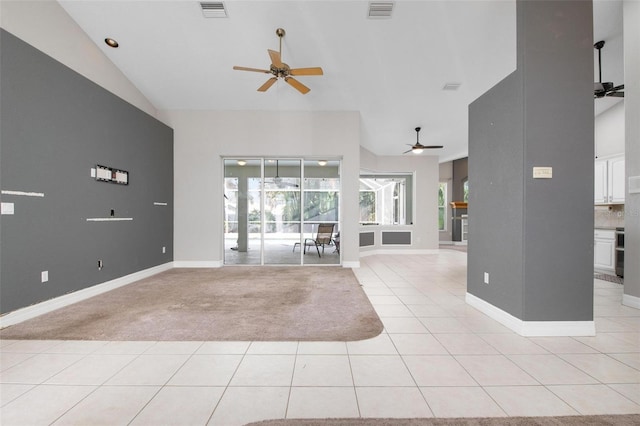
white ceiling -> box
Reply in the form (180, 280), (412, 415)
(58, 0), (624, 162)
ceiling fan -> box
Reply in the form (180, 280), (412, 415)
(271, 160), (299, 188)
(233, 28), (323, 95)
(403, 127), (443, 154)
(594, 40), (624, 99)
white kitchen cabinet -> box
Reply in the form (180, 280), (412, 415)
(595, 155), (625, 204)
(594, 229), (615, 273)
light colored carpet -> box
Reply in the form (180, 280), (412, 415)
(0, 267), (383, 341)
(247, 415), (640, 426)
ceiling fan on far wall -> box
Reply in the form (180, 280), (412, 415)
(594, 40), (624, 99)
(403, 127), (443, 154)
(233, 28), (323, 95)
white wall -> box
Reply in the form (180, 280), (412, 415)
(0, 0), (158, 119)
(159, 110), (361, 267)
(359, 147), (440, 253)
(595, 101), (625, 158)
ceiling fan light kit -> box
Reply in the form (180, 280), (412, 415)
(594, 40), (624, 99)
(403, 127), (443, 154)
(233, 28), (323, 94)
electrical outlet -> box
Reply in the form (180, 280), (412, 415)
(97, 260), (103, 270)
(162, 246), (166, 254)
(41, 271), (49, 283)
(484, 272), (489, 284)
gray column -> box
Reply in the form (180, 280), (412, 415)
(467, 0), (594, 329)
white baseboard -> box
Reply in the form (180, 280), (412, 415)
(0, 262), (174, 328)
(465, 292), (595, 337)
(623, 293), (640, 309)
(342, 261), (360, 268)
(359, 249), (440, 257)
(173, 260), (222, 268)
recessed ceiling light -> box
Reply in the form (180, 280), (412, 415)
(237, 160), (247, 166)
(104, 38), (119, 48)
(318, 160), (328, 166)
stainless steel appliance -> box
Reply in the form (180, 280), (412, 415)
(615, 227), (624, 277)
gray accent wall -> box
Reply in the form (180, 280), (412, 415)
(0, 29), (174, 314)
(467, 0), (594, 322)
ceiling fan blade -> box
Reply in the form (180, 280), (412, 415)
(268, 49), (283, 68)
(607, 92), (624, 98)
(289, 67), (324, 76)
(285, 77), (310, 94)
(257, 77), (278, 92)
(612, 84), (624, 91)
(402, 149), (413, 154)
(423, 145), (444, 149)
(233, 66), (271, 73)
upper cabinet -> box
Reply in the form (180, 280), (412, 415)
(595, 155), (625, 204)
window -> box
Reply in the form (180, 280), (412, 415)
(438, 182), (447, 231)
(463, 179), (469, 202)
(359, 174), (413, 225)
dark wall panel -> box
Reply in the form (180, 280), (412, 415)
(359, 232), (375, 247)
(0, 29), (174, 314)
(381, 231), (411, 245)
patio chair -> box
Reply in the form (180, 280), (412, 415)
(293, 223), (335, 258)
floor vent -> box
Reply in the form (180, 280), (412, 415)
(200, 2), (227, 18)
(368, 2), (394, 19)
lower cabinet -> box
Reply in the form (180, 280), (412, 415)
(594, 229), (615, 273)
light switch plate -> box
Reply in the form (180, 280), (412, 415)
(41, 271), (49, 283)
(1, 202), (15, 215)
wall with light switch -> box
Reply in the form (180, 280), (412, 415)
(0, 29), (174, 314)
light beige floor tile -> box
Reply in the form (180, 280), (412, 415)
(457, 317), (513, 333)
(106, 354), (190, 385)
(196, 341), (250, 355)
(45, 354), (137, 385)
(507, 354), (599, 385)
(408, 305), (450, 317)
(574, 334), (640, 353)
(297, 341), (348, 355)
(434, 333), (499, 355)
(45, 340), (109, 354)
(292, 355), (353, 386)
(559, 353), (640, 383)
(382, 317), (429, 333)
(368, 295), (403, 305)
(168, 354), (242, 386)
(287, 387), (359, 418)
(389, 334), (449, 355)
(350, 355), (414, 386)
(0, 352), (36, 372)
(229, 355), (295, 386)
(396, 294), (434, 305)
(608, 352), (640, 370)
(0, 353), (85, 384)
(130, 386), (223, 425)
(246, 341), (298, 354)
(609, 383), (640, 405)
(0, 383), (35, 407)
(347, 333), (398, 355)
(478, 333), (549, 355)
(207, 387), (289, 426)
(362, 287), (395, 296)
(1, 384), (97, 426)
(419, 317), (471, 333)
(403, 355), (477, 386)
(596, 317), (638, 332)
(143, 341), (203, 354)
(420, 386), (507, 417)
(485, 385), (578, 416)
(357, 387), (433, 418)
(609, 333), (640, 345)
(53, 385), (159, 425)
(0, 340), (19, 349)
(0, 340), (62, 353)
(548, 384), (640, 415)
(92, 341), (157, 354)
(455, 355), (538, 386)
(528, 337), (599, 354)
(373, 304), (415, 317)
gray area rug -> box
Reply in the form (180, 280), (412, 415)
(0, 267), (383, 341)
(247, 415), (640, 426)
(594, 273), (624, 284)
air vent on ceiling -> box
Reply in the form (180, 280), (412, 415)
(442, 83), (462, 91)
(368, 2), (394, 19)
(200, 2), (227, 18)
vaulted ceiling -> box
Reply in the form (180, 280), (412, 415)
(59, 0), (624, 162)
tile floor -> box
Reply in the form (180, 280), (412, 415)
(1, 251), (639, 425)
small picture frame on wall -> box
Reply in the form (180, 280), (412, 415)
(96, 164), (129, 185)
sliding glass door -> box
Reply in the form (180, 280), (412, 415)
(223, 158), (340, 266)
